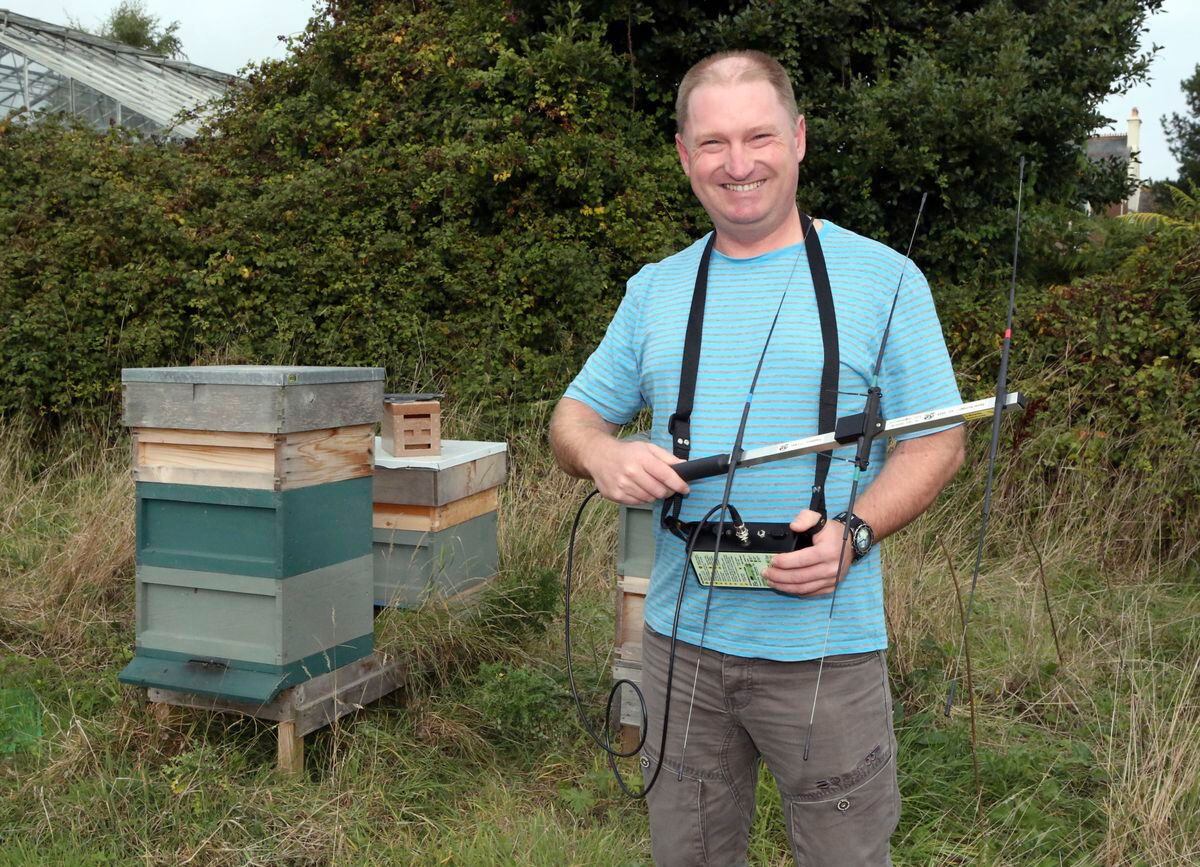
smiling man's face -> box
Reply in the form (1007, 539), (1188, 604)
(675, 72), (806, 257)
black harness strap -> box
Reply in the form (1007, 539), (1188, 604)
(667, 233), (717, 463)
(662, 214), (839, 537)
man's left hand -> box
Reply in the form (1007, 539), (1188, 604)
(760, 509), (853, 596)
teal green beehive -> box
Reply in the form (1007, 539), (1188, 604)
(617, 501), (656, 578)
(119, 366), (383, 703)
(372, 439), (505, 608)
(135, 478), (372, 578)
(122, 557), (375, 701)
(373, 512), (499, 607)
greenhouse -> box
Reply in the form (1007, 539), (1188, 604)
(0, 8), (233, 138)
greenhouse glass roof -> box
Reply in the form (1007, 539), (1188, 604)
(0, 8), (236, 138)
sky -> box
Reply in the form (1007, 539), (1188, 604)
(4, 0), (1197, 180)
(1097, 0), (1199, 182)
(4, 1), (315, 75)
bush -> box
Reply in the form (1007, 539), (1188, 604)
(0, 1), (695, 427)
(0, 120), (217, 416)
(941, 201), (1200, 548)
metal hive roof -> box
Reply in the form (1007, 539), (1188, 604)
(0, 7), (237, 137)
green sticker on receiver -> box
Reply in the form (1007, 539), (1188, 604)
(690, 551), (776, 589)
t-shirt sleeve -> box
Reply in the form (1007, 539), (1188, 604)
(876, 266), (962, 439)
(562, 271), (648, 425)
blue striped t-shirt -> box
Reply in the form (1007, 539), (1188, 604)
(564, 221), (962, 660)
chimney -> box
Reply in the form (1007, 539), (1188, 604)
(1127, 107), (1142, 211)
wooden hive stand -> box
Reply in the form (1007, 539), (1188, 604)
(147, 651), (407, 774)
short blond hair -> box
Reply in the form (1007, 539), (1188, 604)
(676, 50), (798, 137)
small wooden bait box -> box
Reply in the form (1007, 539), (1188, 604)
(381, 393), (442, 457)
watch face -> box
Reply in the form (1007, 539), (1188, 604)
(853, 525), (871, 553)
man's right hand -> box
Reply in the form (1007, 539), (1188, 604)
(584, 438), (690, 505)
(549, 397), (690, 504)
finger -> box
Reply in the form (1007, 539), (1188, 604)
(597, 471), (661, 505)
(763, 561), (839, 587)
(768, 547), (826, 570)
(629, 468), (676, 501)
(598, 482), (650, 506)
(789, 509), (824, 532)
(642, 457), (690, 496)
(645, 442), (684, 465)
(765, 575), (839, 596)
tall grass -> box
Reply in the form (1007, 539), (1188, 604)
(1, 407), (1197, 865)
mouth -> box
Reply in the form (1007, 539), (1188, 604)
(721, 180), (766, 192)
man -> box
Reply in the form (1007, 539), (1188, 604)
(550, 50), (964, 865)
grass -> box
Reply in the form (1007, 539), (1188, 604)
(0, 408), (1197, 865)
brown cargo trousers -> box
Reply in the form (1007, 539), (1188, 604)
(639, 626), (899, 866)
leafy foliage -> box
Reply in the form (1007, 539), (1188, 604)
(72, 0), (185, 59)
(468, 661), (571, 750)
(942, 196), (1200, 532)
(188, 0), (694, 417)
(0, 1), (693, 423)
(1164, 63), (1200, 188)
(0, 0), (1185, 458)
(511, 0), (1164, 280)
(0, 120), (215, 415)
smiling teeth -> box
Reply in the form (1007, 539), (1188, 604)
(724, 181), (765, 192)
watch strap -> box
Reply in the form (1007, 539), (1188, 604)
(832, 511), (873, 561)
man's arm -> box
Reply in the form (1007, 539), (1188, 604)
(762, 425), (966, 595)
(549, 397), (690, 505)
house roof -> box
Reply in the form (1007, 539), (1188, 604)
(1087, 134), (1129, 163)
(0, 8), (236, 137)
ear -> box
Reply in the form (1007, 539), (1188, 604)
(675, 133), (691, 177)
(795, 115), (807, 164)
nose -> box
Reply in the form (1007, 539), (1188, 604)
(725, 142), (753, 180)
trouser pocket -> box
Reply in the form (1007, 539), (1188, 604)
(786, 749), (898, 867)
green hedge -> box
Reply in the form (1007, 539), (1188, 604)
(1, 0), (1192, 475)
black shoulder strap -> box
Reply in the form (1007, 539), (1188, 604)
(663, 216), (839, 529)
(666, 232), (717, 461)
(806, 214), (839, 517)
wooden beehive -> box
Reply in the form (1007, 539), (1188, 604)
(129, 556), (374, 701)
(381, 394), (441, 456)
(613, 499), (656, 749)
(123, 366), (384, 433)
(119, 365), (384, 703)
(372, 487), (498, 533)
(372, 439), (506, 608)
(617, 501), (657, 579)
(373, 439), (506, 506)
(135, 478), (372, 579)
(373, 512), (499, 608)
(615, 575), (648, 662)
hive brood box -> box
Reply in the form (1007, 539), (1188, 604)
(118, 366), (383, 703)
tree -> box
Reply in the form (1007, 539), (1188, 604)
(0, 0), (1176, 423)
(1163, 64), (1200, 188)
(509, 0), (1165, 281)
(75, 1), (185, 59)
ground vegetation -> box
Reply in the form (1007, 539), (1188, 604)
(1, 2), (1197, 862)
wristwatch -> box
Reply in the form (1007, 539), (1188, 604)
(832, 511), (874, 562)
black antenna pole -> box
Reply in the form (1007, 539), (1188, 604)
(945, 156), (1026, 715)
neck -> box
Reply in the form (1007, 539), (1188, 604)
(713, 209), (818, 258)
